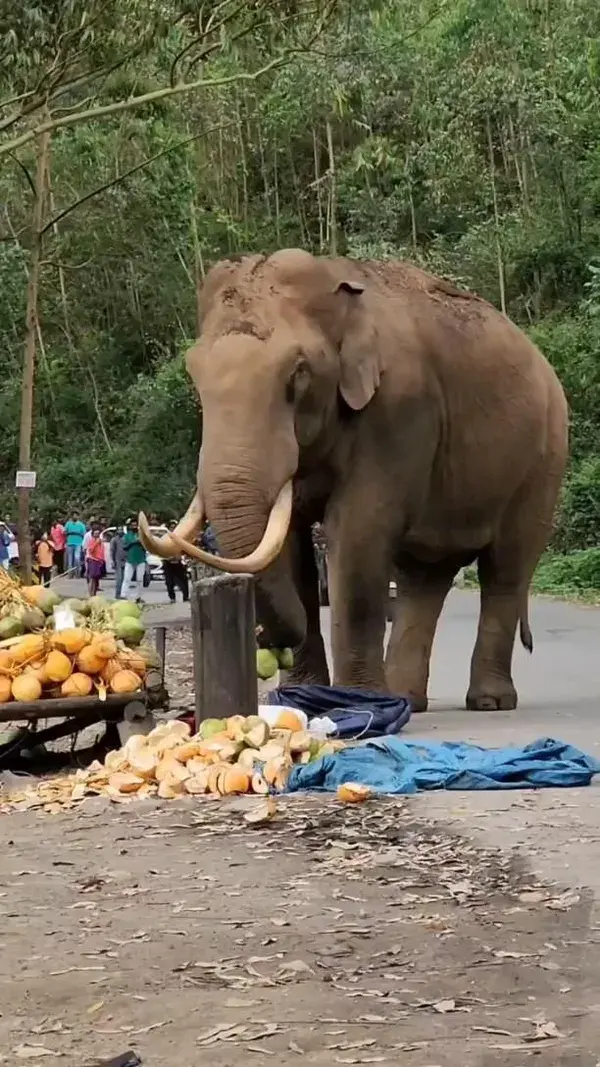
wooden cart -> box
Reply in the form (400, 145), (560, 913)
(0, 627), (169, 769)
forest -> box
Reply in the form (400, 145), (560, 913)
(1, 0), (599, 591)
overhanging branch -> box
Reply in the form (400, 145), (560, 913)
(0, 53), (287, 159)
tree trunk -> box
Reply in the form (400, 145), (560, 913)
(18, 127), (51, 581)
(486, 114), (506, 315)
(257, 118), (272, 218)
(273, 139), (281, 245)
(325, 118), (337, 256)
(313, 126), (324, 250)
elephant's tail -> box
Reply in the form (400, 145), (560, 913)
(519, 594), (533, 654)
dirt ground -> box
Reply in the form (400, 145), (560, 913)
(1, 623), (600, 1065)
(0, 792), (599, 1067)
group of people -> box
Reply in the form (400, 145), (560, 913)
(2, 512), (220, 603)
(34, 514), (148, 598)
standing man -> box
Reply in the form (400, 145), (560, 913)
(85, 523), (105, 597)
(35, 531), (55, 586)
(0, 526), (10, 570)
(64, 510), (86, 576)
(110, 525), (126, 599)
(162, 520), (190, 604)
(121, 518), (147, 599)
(50, 518), (66, 575)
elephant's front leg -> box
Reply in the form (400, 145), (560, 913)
(287, 521), (330, 686)
(327, 522), (389, 691)
(385, 566), (456, 710)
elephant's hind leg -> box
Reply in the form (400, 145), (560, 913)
(467, 478), (559, 711)
(466, 557), (523, 711)
(385, 564), (457, 711)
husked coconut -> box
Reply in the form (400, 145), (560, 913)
(289, 730), (311, 754)
(337, 782), (372, 803)
(184, 770), (210, 794)
(108, 771), (144, 794)
(157, 776), (184, 799)
(251, 772), (269, 795)
(156, 756), (190, 784)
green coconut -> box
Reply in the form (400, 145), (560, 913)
(64, 597), (91, 617)
(199, 718), (227, 740)
(114, 615), (145, 646)
(0, 615), (25, 640)
(14, 604), (46, 632)
(88, 594), (108, 612)
(35, 588), (62, 615)
(276, 647), (294, 670)
(112, 600), (142, 622)
(256, 648), (279, 680)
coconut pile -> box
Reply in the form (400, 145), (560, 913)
(0, 711), (355, 812)
(0, 571), (157, 704)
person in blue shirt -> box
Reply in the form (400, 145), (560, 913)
(0, 527), (10, 570)
(64, 510), (87, 577)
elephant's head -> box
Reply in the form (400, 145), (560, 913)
(139, 248), (378, 645)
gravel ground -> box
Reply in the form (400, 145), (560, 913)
(1, 793), (598, 1066)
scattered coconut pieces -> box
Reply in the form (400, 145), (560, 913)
(0, 714), (352, 813)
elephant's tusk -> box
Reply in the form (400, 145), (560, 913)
(139, 490), (204, 559)
(168, 480), (293, 574)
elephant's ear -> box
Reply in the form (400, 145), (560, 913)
(335, 279), (380, 411)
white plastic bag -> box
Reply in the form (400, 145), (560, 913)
(258, 705), (336, 739)
(258, 704), (308, 731)
(53, 604), (76, 631)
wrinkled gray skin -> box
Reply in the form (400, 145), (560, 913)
(187, 249), (568, 711)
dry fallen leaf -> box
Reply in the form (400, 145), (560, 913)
(244, 797), (277, 825)
(518, 890), (548, 904)
(527, 1020), (562, 1042)
(494, 950), (535, 960)
(433, 999), (456, 1013)
(14, 1045), (57, 1059)
(275, 959), (314, 982)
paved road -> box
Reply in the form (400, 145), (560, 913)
(396, 590), (600, 898)
(55, 576), (600, 892)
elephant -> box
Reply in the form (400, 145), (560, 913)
(140, 248), (568, 712)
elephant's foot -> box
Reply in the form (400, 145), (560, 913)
(466, 680), (517, 712)
(287, 634), (330, 687)
(407, 692), (429, 713)
(333, 663), (388, 693)
(385, 666), (429, 712)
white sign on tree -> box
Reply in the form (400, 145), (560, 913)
(15, 470), (37, 489)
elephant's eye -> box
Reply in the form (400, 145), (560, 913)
(286, 360), (311, 403)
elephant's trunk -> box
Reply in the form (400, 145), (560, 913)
(204, 475), (305, 649)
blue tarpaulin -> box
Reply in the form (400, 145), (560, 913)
(286, 736), (600, 794)
(267, 684), (411, 739)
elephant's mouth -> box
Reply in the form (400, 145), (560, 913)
(138, 480), (293, 574)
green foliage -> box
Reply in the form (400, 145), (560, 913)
(0, 0), (599, 567)
(533, 550), (600, 598)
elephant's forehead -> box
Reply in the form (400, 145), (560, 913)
(200, 251), (335, 339)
